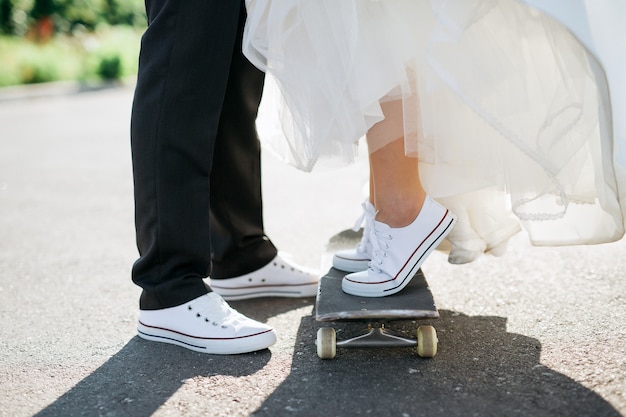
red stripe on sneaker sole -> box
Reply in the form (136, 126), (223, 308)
(345, 210), (454, 287)
(137, 320), (274, 341)
(383, 215), (455, 293)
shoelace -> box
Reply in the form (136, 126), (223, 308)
(367, 224), (393, 274)
(191, 294), (245, 330)
(352, 201), (376, 254)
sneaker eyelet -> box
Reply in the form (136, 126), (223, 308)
(196, 313), (201, 317)
(188, 306), (192, 310)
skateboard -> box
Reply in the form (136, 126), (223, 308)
(315, 267), (439, 359)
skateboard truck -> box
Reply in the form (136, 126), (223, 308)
(317, 323), (437, 360)
(315, 268), (439, 359)
(336, 324), (417, 349)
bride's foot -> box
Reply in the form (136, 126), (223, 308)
(342, 196), (456, 297)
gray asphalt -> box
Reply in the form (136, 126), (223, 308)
(0, 84), (624, 417)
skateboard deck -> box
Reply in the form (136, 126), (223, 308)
(314, 268), (440, 359)
(315, 267), (439, 322)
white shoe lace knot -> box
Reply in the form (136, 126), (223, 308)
(187, 294), (247, 330)
(367, 225), (393, 272)
(352, 201), (377, 254)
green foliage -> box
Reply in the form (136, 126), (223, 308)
(0, 0), (15, 34)
(0, 34), (80, 85)
(1, 0), (146, 36)
(53, 0), (147, 32)
(30, 0), (56, 20)
(0, 25), (141, 86)
(98, 0), (146, 27)
(80, 25), (141, 82)
(96, 53), (120, 80)
(0, 0), (145, 87)
(20, 54), (59, 83)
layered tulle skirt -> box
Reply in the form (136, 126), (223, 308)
(243, 0), (626, 259)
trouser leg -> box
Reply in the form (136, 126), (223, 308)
(209, 9), (277, 279)
(130, 0), (242, 309)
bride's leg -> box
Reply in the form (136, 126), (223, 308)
(367, 99), (425, 227)
(331, 101), (412, 273)
(341, 99), (456, 297)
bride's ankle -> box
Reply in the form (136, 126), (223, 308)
(375, 197), (425, 228)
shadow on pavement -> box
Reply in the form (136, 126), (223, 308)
(31, 296), (314, 417)
(32, 334), (272, 417)
(252, 310), (621, 417)
(229, 295), (316, 322)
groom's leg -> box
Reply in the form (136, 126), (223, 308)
(130, 0), (242, 310)
(208, 5), (278, 279)
(206, 6), (319, 301)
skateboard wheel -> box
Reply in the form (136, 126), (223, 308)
(417, 325), (438, 358)
(316, 327), (336, 359)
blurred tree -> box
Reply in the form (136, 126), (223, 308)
(29, 0), (56, 40)
(0, 0), (14, 34)
(100, 0), (146, 27)
(0, 0), (145, 36)
(97, 53), (121, 80)
(53, 0), (101, 31)
(29, 0), (54, 19)
(53, 0), (145, 31)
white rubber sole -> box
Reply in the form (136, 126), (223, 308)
(210, 282), (319, 301)
(331, 255), (370, 273)
(137, 322), (277, 354)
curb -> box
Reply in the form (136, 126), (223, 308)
(0, 79), (134, 103)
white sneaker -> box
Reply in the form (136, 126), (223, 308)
(210, 253), (319, 300)
(332, 200), (376, 272)
(137, 293), (277, 354)
(342, 196), (456, 297)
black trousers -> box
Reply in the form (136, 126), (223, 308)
(130, 0), (277, 310)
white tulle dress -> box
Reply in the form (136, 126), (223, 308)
(243, 0), (626, 262)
